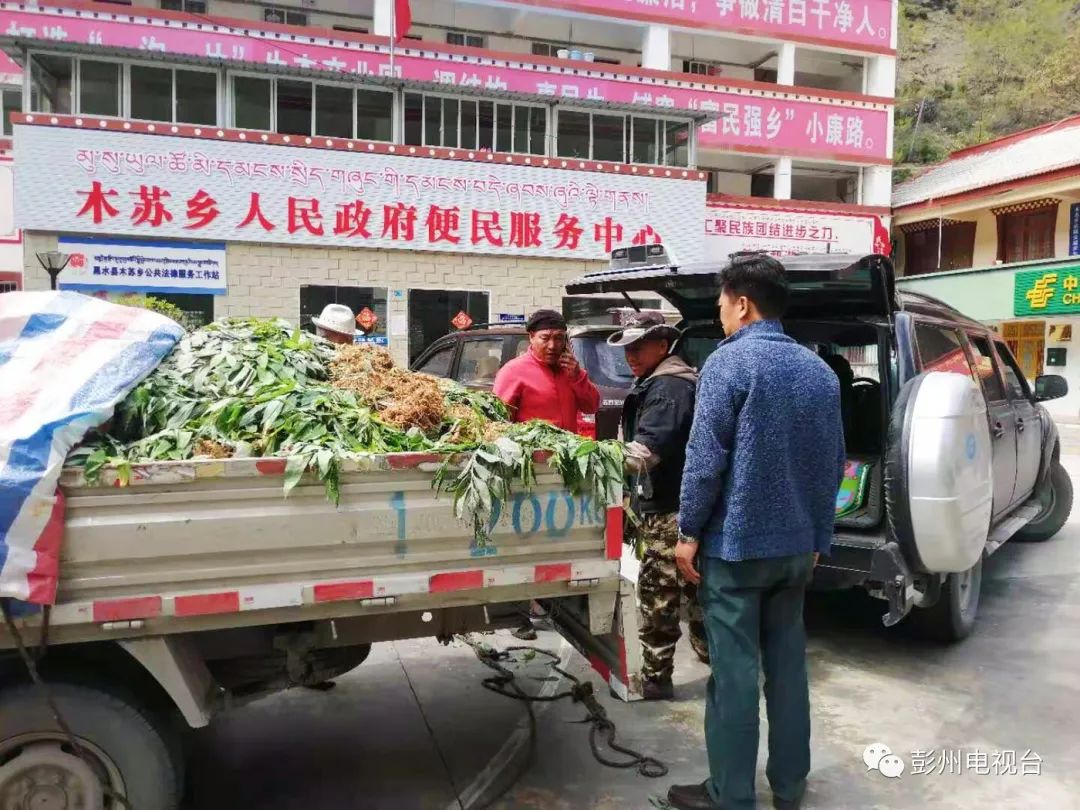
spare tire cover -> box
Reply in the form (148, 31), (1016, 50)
(907, 371), (993, 573)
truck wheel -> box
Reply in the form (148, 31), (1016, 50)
(911, 556), (983, 642)
(1015, 461), (1074, 543)
(0, 682), (180, 810)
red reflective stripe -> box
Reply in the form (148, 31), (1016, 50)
(616, 633), (629, 683)
(386, 453), (443, 469)
(313, 581), (375, 603)
(429, 570), (484, 593)
(92, 596), (162, 623)
(255, 459), (287, 475)
(587, 652), (611, 683)
(174, 592), (240, 617)
(534, 563), (573, 583)
(605, 506), (623, 560)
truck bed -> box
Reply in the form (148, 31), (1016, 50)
(2, 452), (622, 647)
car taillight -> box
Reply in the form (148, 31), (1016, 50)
(576, 412), (597, 439)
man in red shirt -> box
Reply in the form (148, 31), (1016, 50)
(494, 309), (600, 431)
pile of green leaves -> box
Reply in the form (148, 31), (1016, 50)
(68, 318), (623, 544)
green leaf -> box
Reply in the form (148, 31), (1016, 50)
(283, 455), (307, 495)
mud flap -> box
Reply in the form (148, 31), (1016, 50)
(549, 578), (642, 702)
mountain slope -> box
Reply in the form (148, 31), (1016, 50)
(895, 0), (1080, 180)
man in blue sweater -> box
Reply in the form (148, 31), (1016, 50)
(667, 254), (845, 810)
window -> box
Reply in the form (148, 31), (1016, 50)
(1, 90), (22, 136)
(231, 76), (392, 139)
(408, 289), (490, 364)
(0, 282), (17, 294)
(130, 66), (173, 122)
(79, 60), (121, 116)
(403, 93), (546, 154)
(683, 60), (720, 76)
(233, 75), (271, 130)
(997, 205), (1057, 263)
(968, 336), (1007, 402)
(995, 341), (1031, 400)
(415, 346), (455, 378)
(447, 32), (485, 48)
(131, 65), (218, 124)
(175, 69), (217, 125)
(315, 83), (352, 138)
(457, 339), (503, 386)
(557, 110), (690, 166)
(901, 221), (976, 277)
(532, 43), (560, 57)
(333, 25), (369, 34)
(161, 0), (207, 12)
(276, 79), (312, 135)
(29, 53), (73, 114)
(263, 7), (307, 26)
(914, 324), (975, 379)
(154, 293), (214, 328)
(299, 285), (389, 344)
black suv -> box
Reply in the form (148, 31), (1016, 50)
(410, 323), (634, 439)
(568, 248), (1073, 641)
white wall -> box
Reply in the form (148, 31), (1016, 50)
(1041, 318), (1080, 419)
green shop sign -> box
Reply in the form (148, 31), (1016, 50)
(1015, 266), (1080, 316)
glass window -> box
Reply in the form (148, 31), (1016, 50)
(299, 285), (389, 343)
(80, 60), (120, 116)
(130, 66), (173, 122)
(416, 346), (455, 378)
(424, 94), (440, 145)
(356, 89), (393, 141)
(2, 90), (22, 136)
(968, 336), (1007, 402)
(276, 79), (312, 135)
(513, 105), (529, 154)
(315, 83), (352, 137)
(915, 324), (975, 379)
(632, 116), (658, 164)
(30, 54), (73, 114)
(664, 119), (690, 167)
(593, 113), (625, 162)
(457, 339), (504, 386)
(460, 99), (477, 150)
(403, 92), (423, 145)
(162, 0), (207, 10)
(233, 75), (271, 130)
(528, 106), (547, 155)
(496, 104), (512, 152)
(175, 69), (217, 124)
(477, 101), (494, 150)
(557, 110), (590, 158)
(408, 289), (490, 364)
(442, 97), (459, 147)
(995, 341), (1030, 400)
(571, 336), (635, 388)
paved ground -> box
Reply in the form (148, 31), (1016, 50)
(184, 457), (1080, 810)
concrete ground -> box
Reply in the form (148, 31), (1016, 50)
(184, 457), (1080, 810)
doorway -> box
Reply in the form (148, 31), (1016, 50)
(1002, 320), (1045, 381)
(408, 289), (490, 363)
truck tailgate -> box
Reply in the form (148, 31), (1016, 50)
(7, 454), (621, 639)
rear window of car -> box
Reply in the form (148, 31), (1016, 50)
(572, 335), (635, 388)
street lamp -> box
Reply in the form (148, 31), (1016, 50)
(36, 251), (71, 291)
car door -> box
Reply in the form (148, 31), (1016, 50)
(411, 340), (458, 379)
(994, 339), (1042, 503)
(965, 333), (1018, 518)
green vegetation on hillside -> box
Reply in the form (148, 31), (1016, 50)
(896, 0), (1080, 180)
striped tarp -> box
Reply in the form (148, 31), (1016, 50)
(0, 291), (182, 605)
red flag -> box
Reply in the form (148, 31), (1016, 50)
(393, 0), (412, 42)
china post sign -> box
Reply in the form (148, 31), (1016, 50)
(1014, 266), (1080, 316)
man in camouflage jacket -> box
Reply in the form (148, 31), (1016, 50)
(609, 315), (709, 700)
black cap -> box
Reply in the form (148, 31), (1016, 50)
(526, 309), (568, 333)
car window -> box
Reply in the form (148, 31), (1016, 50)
(571, 335), (635, 388)
(415, 345), (455, 378)
(509, 336), (530, 359)
(967, 336), (1007, 402)
(914, 323), (976, 379)
(993, 341), (1031, 400)
(457, 339), (503, 386)
(680, 335), (721, 370)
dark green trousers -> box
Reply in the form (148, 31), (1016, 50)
(699, 553), (815, 810)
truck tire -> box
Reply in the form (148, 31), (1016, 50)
(0, 681), (180, 810)
(1015, 461), (1073, 543)
(910, 556), (983, 642)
